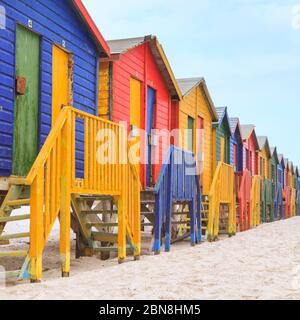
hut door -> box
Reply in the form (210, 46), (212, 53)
(146, 87), (156, 187)
(130, 78), (141, 177)
(52, 45), (69, 126)
(220, 136), (225, 163)
(13, 26), (40, 176)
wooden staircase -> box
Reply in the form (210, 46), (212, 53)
(0, 180), (31, 282)
(0, 106), (141, 283)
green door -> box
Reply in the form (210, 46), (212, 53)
(13, 26), (40, 176)
(188, 116), (194, 152)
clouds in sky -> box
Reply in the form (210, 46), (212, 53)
(83, 0), (300, 163)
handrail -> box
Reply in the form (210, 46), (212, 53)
(153, 146), (201, 253)
(207, 162), (235, 241)
(26, 106), (140, 281)
(297, 191), (300, 216)
(250, 175), (261, 227)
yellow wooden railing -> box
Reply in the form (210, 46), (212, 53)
(291, 188), (297, 217)
(250, 175), (261, 228)
(207, 162), (236, 241)
(25, 106), (140, 281)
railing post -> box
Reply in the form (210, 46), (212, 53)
(29, 167), (44, 283)
(133, 173), (141, 259)
(60, 110), (72, 277)
(165, 161), (173, 252)
(153, 192), (162, 254)
(118, 164), (127, 263)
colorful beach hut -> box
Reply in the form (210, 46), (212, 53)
(99, 35), (182, 188)
(0, 0), (142, 282)
(257, 136), (273, 222)
(174, 78), (218, 196)
(207, 107), (236, 241)
(240, 125), (259, 175)
(283, 158), (292, 218)
(229, 118), (251, 231)
(270, 148), (283, 220)
(240, 125), (260, 227)
(288, 161), (297, 216)
(173, 78), (218, 238)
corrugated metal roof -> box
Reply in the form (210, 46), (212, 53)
(270, 147), (279, 163)
(215, 107), (226, 122)
(257, 136), (267, 150)
(288, 161), (294, 172)
(107, 36), (146, 54)
(229, 117), (239, 135)
(278, 154), (284, 163)
(240, 125), (255, 140)
(177, 78), (204, 96)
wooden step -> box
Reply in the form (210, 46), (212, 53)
(86, 222), (118, 228)
(0, 214), (30, 223)
(0, 232), (30, 241)
(141, 199), (156, 204)
(6, 199), (30, 207)
(91, 232), (118, 243)
(77, 196), (113, 202)
(8, 177), (28, 186)
(0, 250), (27, 258)
(141, 211), (154, 216)
(81, 210), (118, 215)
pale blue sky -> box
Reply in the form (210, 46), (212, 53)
(83, 0), (300, 165)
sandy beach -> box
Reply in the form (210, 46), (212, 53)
(1, 211), (300, 300)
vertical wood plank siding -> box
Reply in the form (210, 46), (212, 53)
(178, 86), (214, 196)
(109, 43), (173, 187)
(0, 0), (99, 176)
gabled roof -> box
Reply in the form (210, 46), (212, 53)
(213, 107), (230, 130)
(284, 158), (289, 168)
(107, 35), (181, 100)
(295, 166), (299, 177)
(288, 161), (294, 174)
(270, 147), (279, 165)
(257, 136), (271, 158)
(177, 77), (218, 121)
(71, 0), (110, 57)
(240, 124), (259, 150)
(278, 154), (285, 168)
(229, 118), (243, 144)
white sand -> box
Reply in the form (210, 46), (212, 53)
(1, 211), (300, 300)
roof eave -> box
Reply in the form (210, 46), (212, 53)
(72, 0), (110, 58)
(150, 37), (182, 100)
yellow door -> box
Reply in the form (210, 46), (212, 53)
(52, 45), (69, 126)
(130, 78), (141, 175)
(220, 136), (225, 163)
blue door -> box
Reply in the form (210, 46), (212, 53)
(146, 87), (155, 187)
